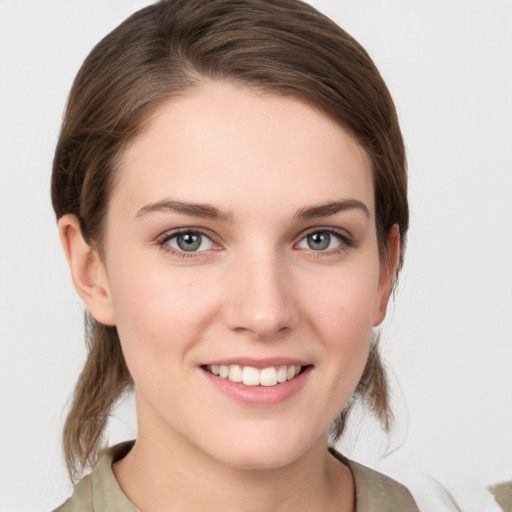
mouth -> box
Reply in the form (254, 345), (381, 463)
(202, 364), (308, 387)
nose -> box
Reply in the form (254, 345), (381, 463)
(222, 249), (299, 340)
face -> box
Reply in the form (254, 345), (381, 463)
(88, 82), (395, 469)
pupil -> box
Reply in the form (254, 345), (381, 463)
(177, 232), (201, 251)
(308, 232), (330, 250)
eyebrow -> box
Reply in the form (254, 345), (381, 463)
(295, 199), (370, 220)
(136, 198), (370, 222)
(136, 199), (233, 221)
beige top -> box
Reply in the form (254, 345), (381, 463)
(54, 441), (419, 512)
(490, 481), (512, 512)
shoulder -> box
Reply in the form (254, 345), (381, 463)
(52, 441), (138, 512)
(330, 449), (420, 512)
(52, 474), (93, 512)
(348, 459), (420, 512)
(490, 480), (512, 512)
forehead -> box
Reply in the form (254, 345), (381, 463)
(113, 82), (374, 217)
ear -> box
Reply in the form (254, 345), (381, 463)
(58, 214), (116, 326)
(373, 224), (401, 326)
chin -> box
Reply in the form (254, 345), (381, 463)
(200, 425), (321, 471)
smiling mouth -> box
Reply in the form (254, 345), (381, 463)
(203, 364), (306, 387)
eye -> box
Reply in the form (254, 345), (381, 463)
(164, 230), (214, 252)
(297, 230), (349, 251)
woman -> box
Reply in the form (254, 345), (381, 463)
(52, 0), (417, 510)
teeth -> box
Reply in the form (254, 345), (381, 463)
(207, 364), (303, 387)
(277, 366), (287, 383)
(260, 367), (278, 386)
(228, 364), (243, 382)
(242, 366), (260, 386)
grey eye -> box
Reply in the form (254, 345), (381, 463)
(297, 230), (345, 251)
(306, 231), (331, 250)
(167, 231), (213, 252)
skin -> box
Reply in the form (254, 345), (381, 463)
(59, 82), (399, 512)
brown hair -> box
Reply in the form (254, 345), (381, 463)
(52, 0), (408, 480)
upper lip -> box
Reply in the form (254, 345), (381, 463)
(201, 357), (311, 369)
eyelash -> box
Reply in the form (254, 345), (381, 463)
(156, 228), (220, 259)
(295, 227), (355, 255)
(156, 227), (355, 258)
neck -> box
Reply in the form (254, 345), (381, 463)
(113, 402), (354, 512)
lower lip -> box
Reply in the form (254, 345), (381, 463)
(201, 366), (311, 406)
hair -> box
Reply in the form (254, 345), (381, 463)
(52, 0), (408, 480)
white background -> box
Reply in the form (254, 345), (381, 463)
(0, 1), (511, 511)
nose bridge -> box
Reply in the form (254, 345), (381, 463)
(223, 245), (297, 338)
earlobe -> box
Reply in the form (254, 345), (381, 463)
(373, 224), (401, 326)
(58, 214), (116, 326)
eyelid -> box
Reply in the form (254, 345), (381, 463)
(154, 225), (355, 258)
(294, 226), (355, 251)
(156, 227), (222, 256)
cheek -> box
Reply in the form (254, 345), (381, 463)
(300, 259), (380, 383)
(107, 260), (223, 363)
(303, 258), (381, 335)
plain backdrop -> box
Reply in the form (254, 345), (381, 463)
(0, 1), (511, 511)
